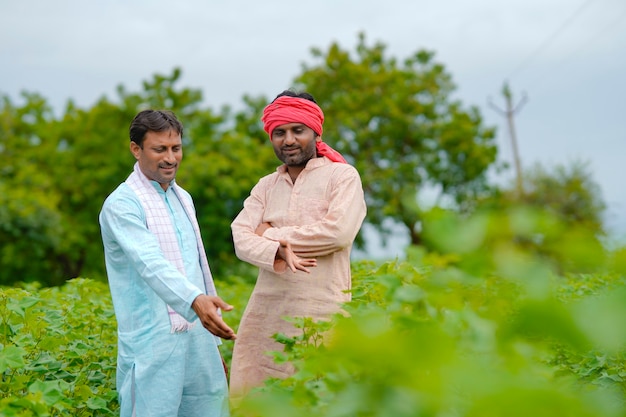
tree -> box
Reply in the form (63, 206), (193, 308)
(472, 160), (608, 274)
(0, 38), (503, 284)
(0, 69), (278, 286)
(293, 33), (498, 246)
(520, 161), (606, 235)
(180, 94), (277, 274)
(49, 68), (219, 280)
(0, 93), (69, 285)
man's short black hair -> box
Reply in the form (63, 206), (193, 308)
(129, 110), (183, 147)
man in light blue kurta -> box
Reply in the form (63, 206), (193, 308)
(99, 110), (236, 417)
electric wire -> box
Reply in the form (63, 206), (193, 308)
(507, 0), (597, 80)
(524, 4), (626, 90)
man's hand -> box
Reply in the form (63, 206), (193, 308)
(277, 240), (317, 273)
(255, 222), (272, 236)
(255, 222), (317, 273)
(191, 295), (236, 340)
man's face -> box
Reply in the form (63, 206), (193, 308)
(271, 123), (319, 167)
(130, 129), (182, 190)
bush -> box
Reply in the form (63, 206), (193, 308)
(3, 207), (626, 416)
(232, 210), (626, 417)
(0, 275), (254, 416)
(0, 279), (118, 416)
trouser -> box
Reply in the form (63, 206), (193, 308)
(117, 324), (229, 417)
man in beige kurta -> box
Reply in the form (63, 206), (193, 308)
(229, 90), (366, 397)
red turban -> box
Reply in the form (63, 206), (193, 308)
(262, 96), (347, 164)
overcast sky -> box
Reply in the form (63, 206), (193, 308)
(2, 0), (625, 256)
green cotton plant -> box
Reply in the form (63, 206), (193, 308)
(232, 209), (626, 417)
(0, 279), (118, 416)
(213, 275), (255, 368)
(547, 275), (626, 397)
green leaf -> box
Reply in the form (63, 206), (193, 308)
(28, 379), (64, 405)
(86, 396), (109, 410)
(0, 345), (26, 372)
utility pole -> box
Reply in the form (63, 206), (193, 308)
(488, 82), (527, 197)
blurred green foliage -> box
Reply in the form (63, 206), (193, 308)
(1, 207), (625, 415)
(520, 161), (606, 234)
(234, 208), (626, 417)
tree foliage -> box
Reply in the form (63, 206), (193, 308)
(0, 93), (67, 285)
(179, 94), (277, 270)
(476, 160), (608, 273)
(520, 160), (606, 235)
(293, 33), (498, 246)
(0, 69), (277, 286)
(0, 34), (610, 286)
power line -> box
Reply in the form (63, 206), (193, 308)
(526, 4), (626, 90)
(488, 0), (624, 198)
(508, 0), (597, 80)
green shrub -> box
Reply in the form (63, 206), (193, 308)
(0, 275), (255, 416)
(3, 207), (626, 417)
(0, 279), (118, 416)
(232, 209), (626, 417)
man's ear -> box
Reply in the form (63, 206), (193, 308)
(130, 141), (141, 160)
(316, 135), (323, 143)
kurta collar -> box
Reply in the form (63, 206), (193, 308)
(149, 179), (176, 195)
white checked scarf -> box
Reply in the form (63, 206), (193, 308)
(125, 162), (218, 333)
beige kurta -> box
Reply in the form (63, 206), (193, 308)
(229, 156), (366, 396)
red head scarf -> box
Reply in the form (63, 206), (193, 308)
(261, 96), (347, 164)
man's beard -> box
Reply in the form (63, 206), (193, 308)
(276, 142), (317, 166)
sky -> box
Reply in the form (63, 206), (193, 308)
(1, 0), (625, 257)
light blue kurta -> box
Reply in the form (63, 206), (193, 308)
(99, 179), (228, 417)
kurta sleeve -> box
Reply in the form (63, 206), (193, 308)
(99, 194), (203, 321)
(231, 181), (283, 272)
(262, 165), (366, 257)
